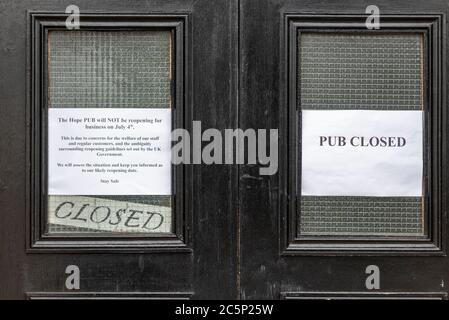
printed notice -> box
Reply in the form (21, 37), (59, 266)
(48, 196), (171, 233)
(301, 110), (423, 197)
(48, 108), (171, 195)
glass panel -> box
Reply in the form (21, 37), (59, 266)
(299, 33), (424, 236)
(47, 30), (172, 234)
(48, 31), (171, 108)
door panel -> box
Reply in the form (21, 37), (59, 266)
(0, 0), (238, 299)
(239, 0), (448, 299)
(29, 12), (186, 251)
(298, 32), (424, 237)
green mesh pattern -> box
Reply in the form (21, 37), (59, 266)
(47, 30), (172, 234)
(299, 33), (422, 110)
(300, 196), (423, 236)
(48, 30), (171, 108)
(299, 33), (424, 236)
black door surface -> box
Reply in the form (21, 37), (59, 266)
(0, 0), (239, 299)
(1, 0), (449, 300)
(239, 0), (449, 299)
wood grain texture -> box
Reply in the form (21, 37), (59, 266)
(1, 0), (449, 300)
(0, 0), (239, 300)
(239, 0), (448, 299)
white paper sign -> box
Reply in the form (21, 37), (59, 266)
(301, 110), (423, 197)
(48, 108), (171, 195)
(48, 196), (171, 233)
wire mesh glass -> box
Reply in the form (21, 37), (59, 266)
(47, 30), (172, 234)
(299, 33), (424, 236)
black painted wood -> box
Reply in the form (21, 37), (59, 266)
(283, 14), (444, 255)
(1, 0), (449, 300)
(0, 0), (238, 300)
(29, 12), (191, 253)
(239, 0), (449, 299)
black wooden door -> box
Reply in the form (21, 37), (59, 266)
(239, 0), (449, 299)
(2, 0), (449, 301)
(0, 0), (238, 299)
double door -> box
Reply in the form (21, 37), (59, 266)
(0, 0), (448, 299)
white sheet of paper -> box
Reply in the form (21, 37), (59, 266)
(48, 108), (171, 195)
(48, 196), (171, 233)
(301, 110), (423, 197)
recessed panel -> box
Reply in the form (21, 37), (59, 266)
(47, 30), (173, 234)
(298, 33), (425, 237)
